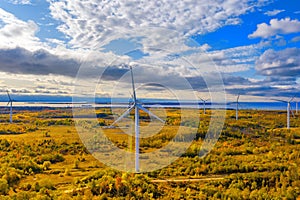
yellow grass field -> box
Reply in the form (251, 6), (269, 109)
(0, 107), (299, 199)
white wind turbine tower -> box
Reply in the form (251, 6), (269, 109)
(296, 100), (298, 115)
(235, 94), (240, 121)
(6, 91), (15, 123)
(110, 65), (164, 172)
(198, 96), (208, 114)
(272, 97), (295, 129)
(227, 94), (240, 120)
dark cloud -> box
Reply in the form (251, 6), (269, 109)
(199, 73), (300, 98)
(186, 76), (207, 90)
(0, 47), (80, 77)
(263, 76), (297, 85)
(226, 86), (273, 96)
(224, 75), (300, 98)
(139, 83), (168, 91)
(101, 65), (129, 81)
(1, 46), (299, 99)
(0, 47), (129, 80)
(222, 76), (251, 86)
(187, 74), (251, 92)
(256, 48), (300, 77)
(11, 88), (32, 94)
(227, 86), (300, 98)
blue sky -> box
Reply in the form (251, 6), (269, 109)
(196, 0), (300, 50)
(0, 0), (300, 102)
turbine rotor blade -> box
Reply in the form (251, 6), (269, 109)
(6, 91), (11, 101)
(271, 99), (288, 103)
(128, 92), (134, 107)
(111, 105), (135, 126)
(129, 66), (137, 103)
(291, 109), (295, 118)
(198, 96), (204, 102)
(290, 105), (295, 118)
(137, 105), (165, 123)
(289, 96), (295, 103)
(197, 95), (209, 102)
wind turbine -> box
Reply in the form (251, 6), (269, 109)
(235, 94), (240, 121)
(198, 96), (208, 114)
(226, 94), (240, 120)
(272, 97), (295, 129)
(296, 100), (298, 115)
(6, 91), (15, 123)
(110, 65), (164, 172)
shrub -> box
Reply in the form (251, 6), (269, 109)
(36, 154), (65, 164)
(42, 161), (51, 170)
(9, 159), (42, 174)
(39, 179), (55, 190)
(20, 183), (32, 191)
(0, 139), (10, 150)
(74, 160), (79, 169)
(2, 169), (21, 186)
(0, 178), (9, 195)
(64, 168), (71, 176)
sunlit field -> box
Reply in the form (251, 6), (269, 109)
(0, 107), (299, 199)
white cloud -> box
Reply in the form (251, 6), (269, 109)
(249, 18), (300, 39)
(184, 43), (263, 74)
(8, 0), (31, 5)
(0, 8), (93, 60)
(44, 0), (272, 90)
(4, 0), (292, 98)
(256, 48), (300, 76)
(264, 9), (284, 16)
(45, 38), (66, 47)
(0, 8), (42, 51)
(0, 72), (76, 96)
(47, 0), (270, 49)
(200, 44), (212, 51)
(291, 36), (300, 43)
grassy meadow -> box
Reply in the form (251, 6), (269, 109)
(0, 107), (299, 199)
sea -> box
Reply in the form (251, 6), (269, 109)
(0, 99), (297, 111)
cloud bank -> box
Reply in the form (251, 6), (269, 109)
(249, 18), (300, 38)
(256, 48), (300, 77)
(48, 0), (269, 49)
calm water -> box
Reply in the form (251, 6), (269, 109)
(0, 101), (297, 111)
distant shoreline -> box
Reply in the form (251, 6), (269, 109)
(0, 101), (294, 111)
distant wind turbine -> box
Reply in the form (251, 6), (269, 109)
(198, 96), (208, 114)
(110, 65), (164, 172)
(227, 94), (240, 120)
(272, 97), (295, 129)
(296, 100), (298, 115)
(236, 94), (240, 121)
(6, 91), (15, 123)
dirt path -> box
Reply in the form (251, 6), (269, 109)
(151, 176), (225, 183)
